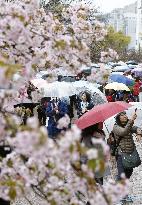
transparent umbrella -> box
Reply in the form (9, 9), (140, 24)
(91, 92), (107, 106)
(75, 81), (107, 106)
(41, 81), (77, 98)
(72, 80), (101, 93)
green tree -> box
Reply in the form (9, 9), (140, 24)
(105, 26), (131, 53)
(90, 26), (131, 62)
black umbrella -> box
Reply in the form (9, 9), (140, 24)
(14, 103), (39, 109)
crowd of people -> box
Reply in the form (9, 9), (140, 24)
(2, 69), (141, 205)
(28, 91), (94, 139)
(106, 77), (142, 103)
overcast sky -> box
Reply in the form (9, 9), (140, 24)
(94, 0), (136, 13)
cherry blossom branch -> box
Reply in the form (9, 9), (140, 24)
(24, 195), (33, 205)
(32, 185), (48, 200)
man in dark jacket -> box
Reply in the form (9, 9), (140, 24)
(46, 98), (69, 138)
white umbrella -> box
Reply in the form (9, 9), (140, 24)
(133, 66), (142, 72)
(72, 81), (101, 93)
(113, 65), (129, 72)
(103, 102), (142, 138)
(30, 79), (48, 89)
(72, 80), (107, 104)
(41, 81), (77, 98)
(111, 72), (124, 76)
(105, 82), (130, 91)
(132, 65), (142, 77)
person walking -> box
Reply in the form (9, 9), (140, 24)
(81, 123), (108, 185)
(105, 89), (116, 102)
(46, 98), (69, 138)
(133, 78), (142, 102)
(77, 92), (93, 118)
(37, 97), (50, 126)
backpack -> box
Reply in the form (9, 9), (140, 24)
(107, 131), (120, 156)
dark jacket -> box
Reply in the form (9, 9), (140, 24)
(113, 120), (137, 154)
(77, 101), (94, 118)
(81, 130), (107, 178)
(46, 100), (68, 137)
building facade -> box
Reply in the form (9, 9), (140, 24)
(105, 2), (137, 50)
(136, 0), (142, 50)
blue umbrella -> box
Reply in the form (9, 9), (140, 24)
(109, 74), (134, 86)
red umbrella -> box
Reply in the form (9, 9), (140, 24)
(75, 101), (133, 129)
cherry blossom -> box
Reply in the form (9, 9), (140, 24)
(0, 0), (129, 204)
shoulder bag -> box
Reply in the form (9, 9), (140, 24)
(121, 147), (141, 169)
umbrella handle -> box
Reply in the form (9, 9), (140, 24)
(104, 122), (110, 135)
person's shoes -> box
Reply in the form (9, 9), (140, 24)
(126, 195), (133, 202)
(121, 195), (133, 202)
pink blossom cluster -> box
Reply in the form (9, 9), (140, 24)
(57, 114), (70, 129)
(0, 116), (129, 204)
(0, 0), (129, 204)
(93, 21), (108, 42)
(100, 49), (119, 63)
(87, 63), (111, 84)
(0, 0), (97, 87)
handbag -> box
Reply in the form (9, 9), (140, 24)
(121, 147), (141, 169)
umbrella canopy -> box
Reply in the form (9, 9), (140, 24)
(126, 61), (138, 65)
(91, 92), (107, 106)
(60, 76), (76, 82)
(111, 72), (124, 75)
(14, 103), (39, 109)
(109, 74), (134, 86)
(127, 64), (137, 69)
(105, 82), (130, 91)
(30, 79), (48, 89)
(75, 101), (132, 129)
(73, 81), (107, 104)
(72, 81), (101, 92)
(132, 66), (142, 72)
(103, 102), (142, 137)
(109, 63), (122, 68)
(41, 81), (77, 98)
(113, 65), (129, 72)
(132, 66), (142, 77)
